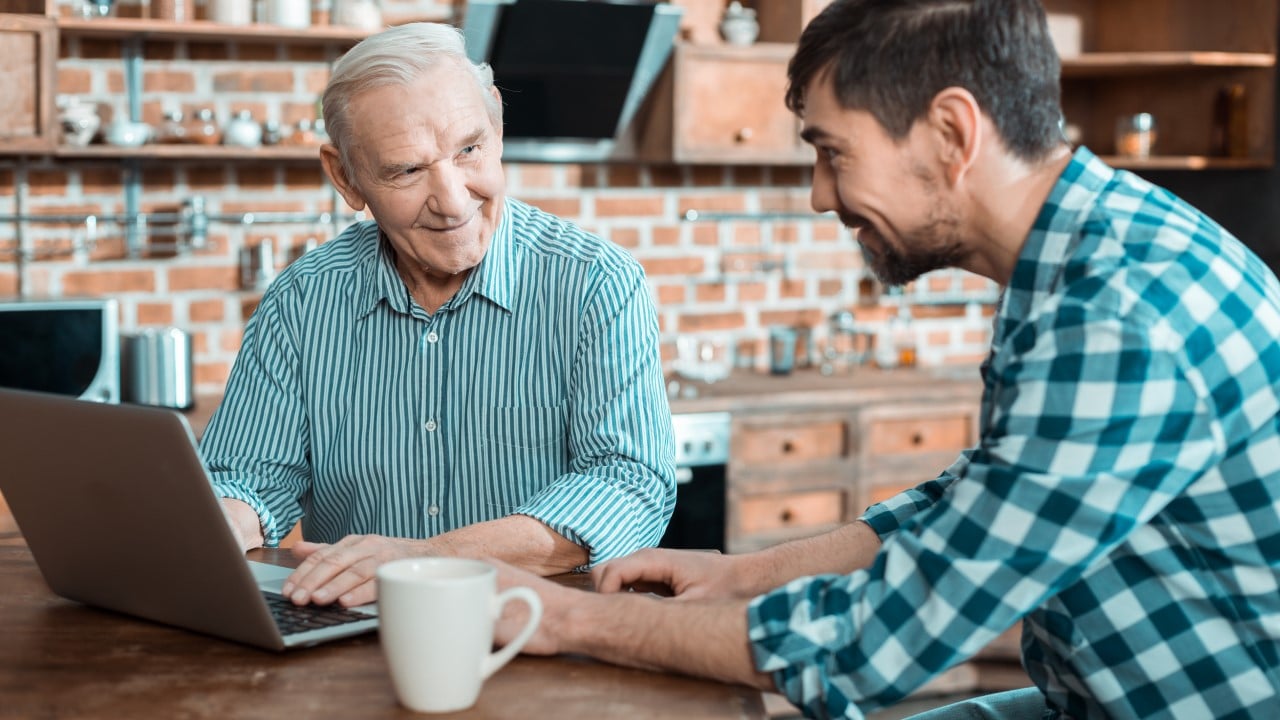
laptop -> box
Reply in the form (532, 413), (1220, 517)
(0, 387), (378, 651)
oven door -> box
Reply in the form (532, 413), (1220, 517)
(659, 412), (730, 553)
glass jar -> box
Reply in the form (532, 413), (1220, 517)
(156, 110), (188, 144)
(1115, 113), (1157, 159)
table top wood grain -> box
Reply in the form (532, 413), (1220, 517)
(0, 544), (765, 719)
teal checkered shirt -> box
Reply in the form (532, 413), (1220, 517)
(748, 148), (1280, 718)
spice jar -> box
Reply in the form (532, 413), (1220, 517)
(186, 108), (221, 146)
(1115, 113), (1157, 159)
(151, 0), (193, 21)
(156, 109), (188, 144)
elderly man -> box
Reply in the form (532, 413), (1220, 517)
(493, 1), (1280, 718)
(204, 22), (675, 608)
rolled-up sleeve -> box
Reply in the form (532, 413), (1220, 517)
(747, 304), (1221, 718)
(515, 262), (676, 566)
(200, 283), (311, 547)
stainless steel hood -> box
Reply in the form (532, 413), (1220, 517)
(462, 0), (683, 163)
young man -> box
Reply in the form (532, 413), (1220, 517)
(492, 1), (1280, 717)
(204, 23), (675, 608)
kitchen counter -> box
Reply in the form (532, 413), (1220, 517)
(668, 364), (983, 415)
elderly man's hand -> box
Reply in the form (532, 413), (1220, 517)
(283, 534), (425, 607)
(592, 548), (756, 601)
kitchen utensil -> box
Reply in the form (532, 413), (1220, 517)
(121, 327), (194, 410)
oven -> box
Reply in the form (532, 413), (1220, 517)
(659, 412), (731, 552)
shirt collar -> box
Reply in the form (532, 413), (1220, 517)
(353, 198), (518, 320)
(998, 146), (1113, 331)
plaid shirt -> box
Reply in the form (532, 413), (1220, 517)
(747, 148), (1280, 719)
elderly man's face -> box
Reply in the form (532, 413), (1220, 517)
(800, 74), (967, 287)
(337, 62), (505, 279)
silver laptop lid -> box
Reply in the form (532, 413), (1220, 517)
(0, 388), (374, 650)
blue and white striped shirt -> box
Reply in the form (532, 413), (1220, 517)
(748, 148), (1280, 718)
(201, 197), (676, 566)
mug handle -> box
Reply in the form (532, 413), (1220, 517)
(482, 586), (543, 679)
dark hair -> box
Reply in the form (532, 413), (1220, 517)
(786, 0), (1064, 161)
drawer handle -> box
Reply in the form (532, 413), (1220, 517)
(734, 127), (753, 143)
(911, 432), (924, 446)
(779, 508), (794, 524)
(781, 439), (796, 454)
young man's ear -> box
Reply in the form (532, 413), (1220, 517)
(320, 144), (367, 212)
(927, 87), (982, 187)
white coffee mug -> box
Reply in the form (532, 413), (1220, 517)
(376, 558), (542, 714)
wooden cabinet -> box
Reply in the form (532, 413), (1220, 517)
(723, 383), (980, 553)
(0, 14), (56, 153)
(1047, 0), (1275, 169)
(727, 410), (854, 552)
(635, 42), (812, 166)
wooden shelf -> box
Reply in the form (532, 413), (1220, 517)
(1103, 155), (1274, 170)
(54, 16), (448, 43)
(53, 144), (325, 160)
(1062, 51), (1276, 76)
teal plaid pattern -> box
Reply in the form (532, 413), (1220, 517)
(747, 148), (1280, 719)
(202, 198), (676, 566)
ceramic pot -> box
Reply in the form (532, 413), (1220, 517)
(59, 101), (101, 147)
(223, 110), (263, 148)
(719, 1), (758, 46)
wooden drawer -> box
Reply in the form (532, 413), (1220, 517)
(863, 413), (972, 457)
(737, 488), (845, 535)
(735, 418), (847, 466)
(636, 42), (810, 165)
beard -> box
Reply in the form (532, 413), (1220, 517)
(841, 164), (968, 287)
(854, 222), (968, 287)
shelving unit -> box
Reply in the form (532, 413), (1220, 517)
(1047, 0), (1277, 170)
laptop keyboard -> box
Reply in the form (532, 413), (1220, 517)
(263, 592), (373, 635)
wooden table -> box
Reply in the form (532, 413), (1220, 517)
(0, 545), (765, 719)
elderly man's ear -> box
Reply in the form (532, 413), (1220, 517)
(320, 144), (367, 213)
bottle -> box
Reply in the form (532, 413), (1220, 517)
(1213, 84), (1249, 158)
(893, 303), (917, 368)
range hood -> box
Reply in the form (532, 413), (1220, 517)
(462, 0), (683, 163)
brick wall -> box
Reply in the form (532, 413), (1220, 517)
(0, 22), (997, 397)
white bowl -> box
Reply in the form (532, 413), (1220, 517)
(104, 121), (152, 147)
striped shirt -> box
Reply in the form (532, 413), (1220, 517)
(748, 148), (1280, 718)
(201, 197), (676, 566)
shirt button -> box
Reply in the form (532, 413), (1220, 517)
(427, 504), (440, 517)
(424, 419), (438, 432)
(426, 331), (439, 344)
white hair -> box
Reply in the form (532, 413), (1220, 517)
(322, 23), (502, 171)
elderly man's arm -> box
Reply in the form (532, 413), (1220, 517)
(204, 284), (311, 551)
(513, 259), (676, 565)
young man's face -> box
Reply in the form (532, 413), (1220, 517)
(328, 62), (507, 281)
(799, 73), (968, 287)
